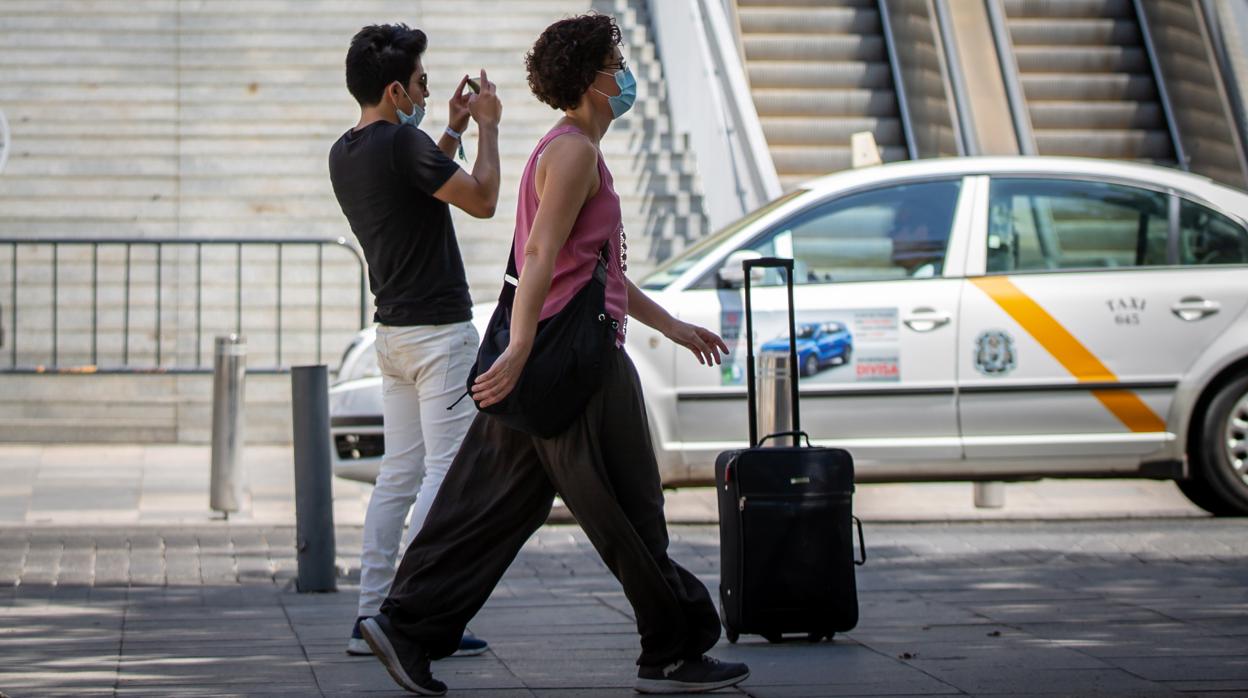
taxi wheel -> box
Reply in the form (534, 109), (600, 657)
(1177, 477), (1239, 517)
(1192, 372), (1248, 516)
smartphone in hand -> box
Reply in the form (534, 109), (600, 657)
(466, 77), (480, 94)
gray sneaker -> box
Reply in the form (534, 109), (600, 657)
(359, 615), (447, 696)
(635, 655), (749, 694)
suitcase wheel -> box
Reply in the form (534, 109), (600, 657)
(763, 633), (783, 644)
(807, 632), (830, 643)
(726, 628), (739, 644)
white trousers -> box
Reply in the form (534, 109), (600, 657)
(357, 321), (479, 618)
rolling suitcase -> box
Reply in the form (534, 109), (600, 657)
(715, 257), (866, 644)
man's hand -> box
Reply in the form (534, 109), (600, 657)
(664, 319), (730, 366)
(471, 341), (530, 408)
(448, 75), (471, 133)
(467, 69), (501, 128)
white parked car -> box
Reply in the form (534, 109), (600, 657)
(330, 156), (1248, 515)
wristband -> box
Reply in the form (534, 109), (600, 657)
(446, 126), (466, 161)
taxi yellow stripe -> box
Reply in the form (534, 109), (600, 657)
(971, 276), (1165, 433)
(1091, 389), (1168, 433)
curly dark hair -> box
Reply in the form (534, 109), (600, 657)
(345, 24), (427, 107)
(525, 13), (622, 111)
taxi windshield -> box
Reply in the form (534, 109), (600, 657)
(640, 188), (809, 290)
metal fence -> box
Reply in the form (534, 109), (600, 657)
(0, 237), (370, 374)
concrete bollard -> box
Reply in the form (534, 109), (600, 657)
(974, 481), (1006, 509)
(291, 364), (337, 593)
(210, 334), (246, 517)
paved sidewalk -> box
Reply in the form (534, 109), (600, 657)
(4, 520), (1248, 696)
(0, 444), (1207, 527)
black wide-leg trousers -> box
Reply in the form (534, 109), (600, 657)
(379, 348), (722, 666)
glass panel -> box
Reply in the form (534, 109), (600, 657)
(736, 179), (962, 287)
(640, 188), (808, 290)
(987, 179), (1169, 273)
(1179, 199), (1248, 265)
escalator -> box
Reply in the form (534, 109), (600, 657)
(1001, 0), (1176, 164)
(736, 0), (909, 190)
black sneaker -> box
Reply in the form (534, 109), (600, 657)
(359, 615), (447, 696)
(635, 655), (749, 694)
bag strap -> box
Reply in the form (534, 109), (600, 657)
(499, 238), (611, 305)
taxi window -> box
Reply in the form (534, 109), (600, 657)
(712, 180), (962, 287)
(987, 179), (1169, 273)
(640, 188), (808, 290)
(1179, 199), (1248, 265)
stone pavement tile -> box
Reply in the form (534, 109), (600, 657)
(428, 656), (528, 691)
(1103, 655), (1248, 682)
(323, 691), (535, 698)
(743, 687), (959, 697)
(1127, 596), (1248, 622)
(1015, 621), (1248, 658)
(40, 446), (146, 467)
(529, 690), (638, 698)
(114, 663), (319, 691)
(914, 666), (1180, 695)
(486, 633), (644, 653)
(709, 638), (928, 687)
(114, 686), (320, 697)
(855, 594), (994, 627)
(496, 659), (637, 690)
(0, 667), (120, 694)
(900, 642), (1113, 672)
(961, 599), (1172, 625)
(1161, 679), (1248, 693)
(0, 496), (31, 523)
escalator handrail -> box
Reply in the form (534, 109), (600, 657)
(931, 0), (972, 156)
(1132, 0), (1190, 172)
(877, 0), (920, 160)
(983, 0), (1037, 156)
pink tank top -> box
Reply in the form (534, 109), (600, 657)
(514, 125), (629, 345)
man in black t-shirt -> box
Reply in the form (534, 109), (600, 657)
(327, 23), (501, 659)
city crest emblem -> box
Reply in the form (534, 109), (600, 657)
(974, 330), (1016, 376)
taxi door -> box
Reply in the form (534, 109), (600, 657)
(957, 177), (1248, 461)
(667, 177), (977, 473)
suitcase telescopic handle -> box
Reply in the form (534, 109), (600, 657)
(742, 257), (801, 448)
(757, 430), (811, 448)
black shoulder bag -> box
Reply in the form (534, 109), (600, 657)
(463, 242), (618, 438)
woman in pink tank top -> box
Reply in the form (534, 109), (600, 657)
(370, 16), (749, 696)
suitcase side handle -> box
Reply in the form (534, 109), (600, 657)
(742, 257), (801, 448)
(757, 430), (811, 448)
(853, 515), (867, 566)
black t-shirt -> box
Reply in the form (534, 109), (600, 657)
(329, 121), (471, 326)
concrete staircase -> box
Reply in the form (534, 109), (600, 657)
(736, 0), (909, 191)
(0, 0), (706, 443)
(1002, 0), (1176, 164)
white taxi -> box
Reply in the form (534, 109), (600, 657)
(330, 156), (1248, 515)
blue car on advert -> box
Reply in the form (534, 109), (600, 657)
(761, 321), (854, 377)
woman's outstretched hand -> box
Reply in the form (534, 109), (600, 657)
(472, 342), (531, 408)
(664, 319), (730, 366)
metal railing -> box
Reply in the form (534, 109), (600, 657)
(0, 236), (370, 374)
(648, 0), (781, 232)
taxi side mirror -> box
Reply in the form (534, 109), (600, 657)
(717, 250), (764, 288)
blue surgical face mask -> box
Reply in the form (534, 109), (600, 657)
(594, 67), (636, 119)
(395, 84), (425, 128)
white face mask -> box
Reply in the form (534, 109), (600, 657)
(395, 83), (425, 128)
